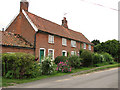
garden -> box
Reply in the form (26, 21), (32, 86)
(1, 47), (119, 87)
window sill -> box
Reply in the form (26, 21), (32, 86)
(71, 46), (76, 48)
(48, 42), (54, 45)
(62, 45), (67, 47)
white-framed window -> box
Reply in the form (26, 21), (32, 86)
(89, 45), (91, 50)
(71, 40), (76, 47)
(62, 50), (67, 56)
(83, 43), (86, 49)
(48, 35), (54, 43)
(71, 51), (76, 56)
(62, 38), (67, 46)
(48, 49), (54, 60)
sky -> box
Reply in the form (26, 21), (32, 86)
(0, 0), (119, 42)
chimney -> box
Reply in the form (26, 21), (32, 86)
(20, 0), (29, 12)
(62, 17), (68, 28)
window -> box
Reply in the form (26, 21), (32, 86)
(71, 40), (76, 47)
(48, 49), (54, 60)
(89, 45), (91, 50)
(83, 43), (86, 49)
(71, 51), (76, 56)
(48, 35), (54, 43)
(62, 38), (67, 46)
(62, 50), (67, 56)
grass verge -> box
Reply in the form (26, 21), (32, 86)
(72, 63), (120, 76)
(2, 63), (119, 87)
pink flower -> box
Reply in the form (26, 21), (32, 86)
(59, 62), (61, 64)
(56, 67), (58, 71)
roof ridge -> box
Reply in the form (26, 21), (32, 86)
(25, 11), (64, 28)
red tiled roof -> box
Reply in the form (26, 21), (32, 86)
(0, 31), (33, 48)
(25, 11), (93, 45)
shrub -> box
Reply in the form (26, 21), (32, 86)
(79, 49), (84, 56)
(41, 57), (55, 75)
(56, 60), (71, 73)
(68, 55), (82, 68)
(101, 52), (114, 64)
(80, 50), (93, 67)
(54, 56), (68, 64)
(25, 62), (42, 78)
(2, 53), (41, 79)
(93, 53), (103, 64)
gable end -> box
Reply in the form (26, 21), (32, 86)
(22, 10), (38, 31)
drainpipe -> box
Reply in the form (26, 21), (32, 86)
(34, 31), (38, 56)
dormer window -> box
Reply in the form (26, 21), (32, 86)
(71, 40), (76, 47)
(62, 38), (67, 46)
(48, 35), (54, 43)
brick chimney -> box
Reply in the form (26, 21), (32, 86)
(62, 17), (68, 28)
(20, 0), (29, 12)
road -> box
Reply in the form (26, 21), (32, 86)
(8, 68), (118, 88)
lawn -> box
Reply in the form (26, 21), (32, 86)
(2, 63), (119, 87)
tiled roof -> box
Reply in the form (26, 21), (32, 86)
(25, 11), (93, 45)
(0, 31), (33, 48)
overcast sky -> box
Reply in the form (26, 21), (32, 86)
(0, 0), (119, 42)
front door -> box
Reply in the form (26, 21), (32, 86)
(40, 49), (44, 63)
(62, 52), (65, 56)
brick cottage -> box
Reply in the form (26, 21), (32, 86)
(1, 0), (94, 62)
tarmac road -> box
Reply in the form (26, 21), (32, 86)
(8, 68), (118, 88)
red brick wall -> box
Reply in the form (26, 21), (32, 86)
(6, 12), (35, 45)
(2, 46), (34, 55)
(35, 32), (94, 61)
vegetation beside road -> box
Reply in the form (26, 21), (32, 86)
(2, 63), (119, 87)
(2, 39), (120, 87)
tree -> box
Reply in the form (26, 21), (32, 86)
(91, 39), (100, 45)
(94, 39), (119, 59)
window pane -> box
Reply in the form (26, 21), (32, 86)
(62, 38), (67, 46)
(48, 35), (54, 43)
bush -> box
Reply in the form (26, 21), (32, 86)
(41, 57), (55, 75)
(54, 56), (68, 64)
(93, 53), (103, 64)
(80, 50), (93, 67)
(2, 53), (41, 79)
(68, 55), (82, 68)
(56, 60), (71, 73)
(101, 52), (114, 64)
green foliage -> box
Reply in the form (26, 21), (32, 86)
(91, 39), (100, 45)
(41, 57), (55, 75)
(2, 53), (41, 79)
(101, 52), (114, 64)
(79, 49), (84, 56)
(68, 55), (82, 68)
(80, 50), (93, 67)
(54, 56), (68, 64)
(93, 53), (103, 64)
(94, 39), (119, 59)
